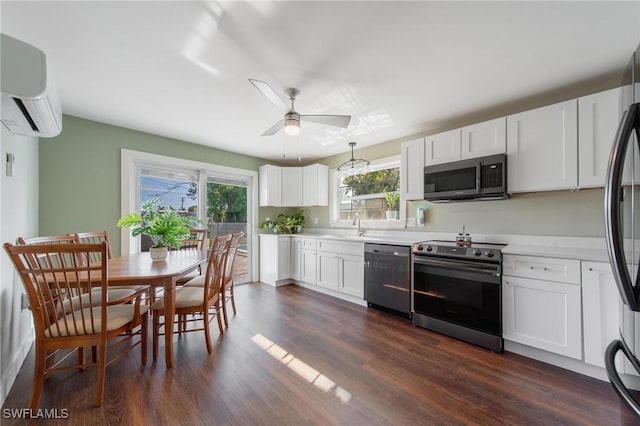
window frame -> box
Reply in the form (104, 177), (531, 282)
(120, 149), (259, 281)
(329, 155), (406, 229)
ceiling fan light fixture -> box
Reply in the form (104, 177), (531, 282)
(284, 113), (300, 136)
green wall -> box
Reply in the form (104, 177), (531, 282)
(39, 115), (278, 255)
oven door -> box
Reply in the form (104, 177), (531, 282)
(413, 256), (501, 336)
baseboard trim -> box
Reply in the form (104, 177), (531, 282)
(0, 334), (34, 406)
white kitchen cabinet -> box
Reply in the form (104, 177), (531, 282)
(502, 254), (582, 359)
(281, 167), (303, 206)
(582, 261), (622, 368)
(259, 165), (281, 207)
(316, 240), (364, 297)
(259, 164), (328, 207)
(259, 234), (291, 286)
(503, 275), (582, 359)
(303, 164), (329, 206)
(400, 138), (426, 201)
(461, 117), (507, 159)
(317, 251), (340, 291)
(578, 88), (624, 188)
(301, 248), (317, 285)
(290, 238), (302, 281)
(339, 253), (364, 298)
(507, 99), (578, 192)
(425, 129), (461, 166)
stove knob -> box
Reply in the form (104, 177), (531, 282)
(416, 244), (424, 251)
(484, 251), (495, 258)
(473, 249), (482, 256)
(426, 245), (433, 252)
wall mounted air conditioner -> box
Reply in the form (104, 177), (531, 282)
(1, 33), (62, 137)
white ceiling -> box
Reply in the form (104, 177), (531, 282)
(2, 1), (639, 164)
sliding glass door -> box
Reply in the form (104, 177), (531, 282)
(132, 160), (254, 284)
(205, 177), (250, 284)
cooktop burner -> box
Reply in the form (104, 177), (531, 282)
(412, 240), (506, 262)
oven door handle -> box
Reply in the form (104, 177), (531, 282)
(413, 256), (500, 276)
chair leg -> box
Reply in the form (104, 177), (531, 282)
(92, 346), (97, 363)
(77, 347), (85, 371)
(31, 342), (46, 410)
(152, 312), (159, 362)
(141, 313), (148, 366)
(230, 284), (236, 315)
(215, 301), (224, 335)
(203, 310), (213, 354)
(222, 294), (229, 328)
(95, 342), (107, 407)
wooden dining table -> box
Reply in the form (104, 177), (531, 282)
(107, 249), (208, 368)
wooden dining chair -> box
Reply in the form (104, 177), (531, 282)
(185, 231), (243, 327)
(175, 228), (208, 286)
(3, 242), (148, 409)
(73, 231), (150, 302)
(151, 234), (232, 359)
(18, 235), (141, 306)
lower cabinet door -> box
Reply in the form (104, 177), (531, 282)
(300, 249), (317, 285)
(339, 254), (364, 298)
(290, 239), (302, 281)
(317, 251), (340, 291)
(503, 275), (582, 359)
(582, 262), (621, 368)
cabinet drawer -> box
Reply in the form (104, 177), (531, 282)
(503, 255), (580, 284)
(301, 238), (317, 249)
(317, 240), (364, 257)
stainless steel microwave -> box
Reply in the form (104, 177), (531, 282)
(423, 153), (508, 202)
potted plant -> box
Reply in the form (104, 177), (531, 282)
(117, 198), (200, 261)
(384, 192), (400, 220)
(278, 209), (305, 234)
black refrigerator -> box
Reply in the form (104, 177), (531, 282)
(604, 42), (640, 416)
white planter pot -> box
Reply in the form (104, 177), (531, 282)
(149, 246), (168, 262)
(386, 211), (398, 220)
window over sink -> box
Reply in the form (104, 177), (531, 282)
(330, 155), (404, 229)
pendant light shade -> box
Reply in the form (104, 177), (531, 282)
(337, 142), (370, 171)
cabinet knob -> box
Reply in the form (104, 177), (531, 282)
(504, 280), (509, 285)
(543, 267), (548, 271)
(530, 266), (534, 270)
(589, 267), (593, 271)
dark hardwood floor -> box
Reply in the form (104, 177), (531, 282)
(2, 283), (638, 425)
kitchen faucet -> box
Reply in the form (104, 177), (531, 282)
(353, 212), (365, 236)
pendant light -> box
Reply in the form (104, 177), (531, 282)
(337, 142), (370, 171)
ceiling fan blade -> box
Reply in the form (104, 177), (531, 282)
(300, 114), (351, 128)
(262, 119), (284, 136)
(249, 79), (290, 112)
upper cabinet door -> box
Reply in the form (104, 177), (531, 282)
(259, 165), (281, 207)
(425, 129), (462, 166)
(507, 99), (578, 192)
(461, 117), (506, 159)
(578, 88), (622, 188)
(303, 164), (329, 206)
(281, 167), (303, 206)
(400, 138), (425, 200)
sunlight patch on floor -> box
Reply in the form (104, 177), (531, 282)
(251, 333), (352, 403)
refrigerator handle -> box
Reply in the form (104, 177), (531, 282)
(605, 339), (640, 417)
(605, 102), (640, 311)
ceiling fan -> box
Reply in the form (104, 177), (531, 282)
(249, 79), (351, 136)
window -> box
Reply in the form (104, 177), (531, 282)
(331, 156), (403, 227)
(121, 149), (258, 283)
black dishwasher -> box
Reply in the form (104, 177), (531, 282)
(364, 243), (411, 317)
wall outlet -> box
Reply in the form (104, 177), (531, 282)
(313, 217), (318, 225)
(406, 218), (416, 227)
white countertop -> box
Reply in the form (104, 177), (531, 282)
(259, 230), (617, 262)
